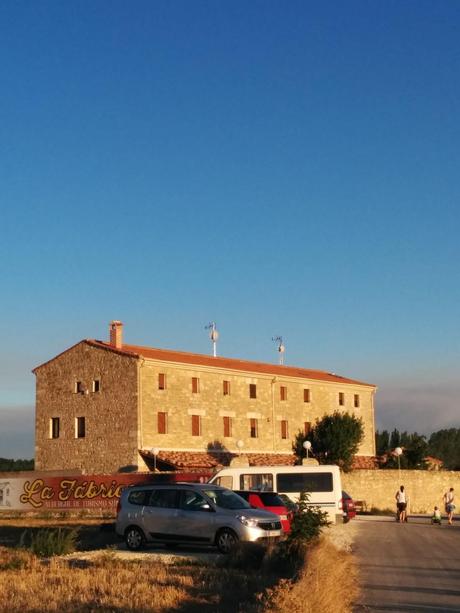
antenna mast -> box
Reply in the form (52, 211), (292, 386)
(205, 322), (219, 357)
(272, 336), (285, 365)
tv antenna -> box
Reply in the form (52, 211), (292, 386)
(272, 336), (285, 365)
(205, 322), (219, 357)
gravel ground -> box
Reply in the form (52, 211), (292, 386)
(324, 520), (358, 552)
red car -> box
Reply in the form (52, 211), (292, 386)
(341, 491), (356, 522)
(234, 490), (291, 533)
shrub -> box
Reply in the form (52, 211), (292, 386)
(19, 527), (79, 557)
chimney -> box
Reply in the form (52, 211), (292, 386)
(109, 321), (123, 349)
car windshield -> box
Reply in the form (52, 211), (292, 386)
(203, 488), (251, 510)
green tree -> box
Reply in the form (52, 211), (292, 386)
(382, 432), (428, 470)
(293, 411), (364, 472)
(0, 458), (34, 472)
(428, 428), (460, 470)
(375, 430), (390, 455)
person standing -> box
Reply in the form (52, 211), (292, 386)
(396, 485), (407, 523)
(444, 488), (455, 525)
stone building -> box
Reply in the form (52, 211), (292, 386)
(33, 321), (377, 474)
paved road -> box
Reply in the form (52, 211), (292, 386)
(353, 517), (460, 612)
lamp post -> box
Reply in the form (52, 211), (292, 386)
(303, 440), (312, 459)
(152, 447), (160, 472)
(395, 447), (403, 481)
(236, 440), (244, 455)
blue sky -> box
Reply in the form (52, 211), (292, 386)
(1, 1), (459, 458)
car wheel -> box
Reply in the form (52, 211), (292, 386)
(343, 516), (350, 524)
(125, 526), (145, 551)
(216, 529), (238, 554)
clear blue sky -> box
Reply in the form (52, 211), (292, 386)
(1, 1), (459, 458)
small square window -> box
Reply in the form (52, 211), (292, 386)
(50, 417), (60, 439)
(250, 418), (258, 438)
(354, 394), (360, 408)
(158, 411), (167, 434)
(223, 380), (230, 396)
(281, 420), (288, 439)
(192, 377), (200, 394)
(191, 414), (201, 436)
(92, 380), (100, 393)
(249, 384), (257, 399)
(303, 389), (311, 403)
(280, 386), (287, 401)
(339, 392), (345, 406)
(223, 416), (232, 437)
(158, 373), (166, 390)
(75, 381), (84, 394)
(75, 417), (86, 438)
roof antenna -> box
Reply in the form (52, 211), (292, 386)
(205, 322), (219, 357)
(272, 336), (285, 365)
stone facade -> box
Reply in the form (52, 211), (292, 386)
(34, 323), (376, 474)
(34, 342), (139, 473)
(342, 469), (460, 514)
(140, 360), (376, 457)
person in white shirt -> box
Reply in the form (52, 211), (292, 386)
(444, 488), (455, 525)
(395, 485), (407, 523)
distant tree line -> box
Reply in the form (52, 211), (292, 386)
(0, 458), (34, 472)
(375, 428), (460, 470)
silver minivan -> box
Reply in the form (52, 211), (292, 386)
(116, 483), (283, 553)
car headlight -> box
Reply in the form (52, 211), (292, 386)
(236, 515), (259, 528)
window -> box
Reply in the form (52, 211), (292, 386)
(303, 389), (311, 403)
(192, 377), (200, 394)
(147, 489), (179, 509)
(354, 394), (360, 408)
(92, 379), (100, 393)
(50, 417), (60, 439)
(128, 490), (149, 506)
(75, 381), (84, 394)
(158, 412), (167, 434)
(158, 373), (166, 390)
(280, 386), (287, 401)
(276, 472), (333, 493)
(250, 418), (258, 438)
(281, 420), (288, 439)
(75, 417), (86, 438)
(240, 473), (273, 491)
(339, 392), (345, 406)
(191, 414), (201, 436)
(223, 380), (230, 396)
(249, 383), (257, 399)
(304, 421), (311, 435)
(179, 490), (209, 511)
(214, 475), (233, 489)
(223, 416), (232, 438)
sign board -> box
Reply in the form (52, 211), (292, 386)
(0, 472), (210, 512)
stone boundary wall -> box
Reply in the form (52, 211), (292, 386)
(342, 469), (460, 514)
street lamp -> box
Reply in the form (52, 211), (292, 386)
(152, 447), (160, 472)
(394, 447), (403, 481)
(236, 440), (244, 455)
(303, 440), (312, 459)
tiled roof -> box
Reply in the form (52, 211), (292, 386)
(139, 449), (297, 471)
(352, 456), (379, 470)
(87, 340), (375, 387)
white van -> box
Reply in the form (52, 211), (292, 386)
(208, 465), (343, 523)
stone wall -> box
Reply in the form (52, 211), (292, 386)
(342, 469), (460, 514)
(35, 342), (139, 473)
(140, 358), (376, 456)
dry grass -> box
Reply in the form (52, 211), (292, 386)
(0, 537), (359, 612)
(261, 538), (360, 613)
(0, 546), (277, 612)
